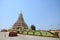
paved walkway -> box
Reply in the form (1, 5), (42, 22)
(0, 32), (60, 40)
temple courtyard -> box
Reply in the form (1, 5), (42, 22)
(0, 32), (60, 40)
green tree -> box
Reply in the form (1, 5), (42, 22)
(31, 25), (36, 30)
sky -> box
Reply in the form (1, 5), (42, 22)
(0, 0), (60, 30)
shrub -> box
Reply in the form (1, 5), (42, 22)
(9, 31), (17, 37)
(31, 25), (36, 30)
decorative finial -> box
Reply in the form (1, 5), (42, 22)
(20, 10), (22, 14)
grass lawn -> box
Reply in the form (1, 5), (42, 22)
(46, 32), (54, 36)
(19, 30), (54, 37)
(23, 31), (27, 35)
(28, 31), (33, 35)
(34, 31), (41, 36)
(40, 31), (54, 37)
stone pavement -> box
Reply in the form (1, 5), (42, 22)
(0, 32), (60, 40)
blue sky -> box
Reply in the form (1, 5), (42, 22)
(0, 0), (60, 30)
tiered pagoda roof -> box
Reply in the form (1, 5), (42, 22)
(13, 12), (28, 30)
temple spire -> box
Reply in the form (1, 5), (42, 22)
(18, 12), (24, 22)
(13, 11), (28, 30)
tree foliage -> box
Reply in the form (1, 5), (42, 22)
(31, 25), (36, 30)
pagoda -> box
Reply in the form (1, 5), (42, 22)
(12, 12), (28, 30)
